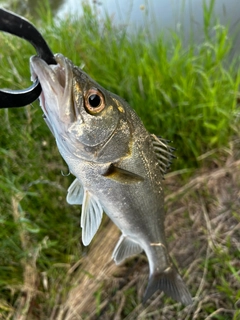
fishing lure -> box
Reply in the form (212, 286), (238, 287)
(0, 8), (56, 108)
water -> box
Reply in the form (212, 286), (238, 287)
(58, 0), (240, 39)
(1, 0), (240, 47)
(59, 0), (240, 57)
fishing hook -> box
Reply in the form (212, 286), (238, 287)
(0, 8), (56, 108)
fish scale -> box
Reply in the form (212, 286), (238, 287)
(30, 52), (192, 305)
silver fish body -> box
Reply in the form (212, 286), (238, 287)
(30, 53), (192, 305)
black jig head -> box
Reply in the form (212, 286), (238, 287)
(0, 8), (56, 108)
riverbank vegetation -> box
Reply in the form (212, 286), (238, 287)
(0, 1), (239, 319)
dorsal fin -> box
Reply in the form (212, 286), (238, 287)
(150, 134), (176, 177)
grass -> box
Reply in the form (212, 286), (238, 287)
(0, 0), (239, 319)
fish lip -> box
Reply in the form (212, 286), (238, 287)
(30, 53), (75, 124)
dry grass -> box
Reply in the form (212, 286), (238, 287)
(1, 3), (240, 319)
(4, 143), (239, 320)
(30, 144), (240, 320)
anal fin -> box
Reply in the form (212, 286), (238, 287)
(112, 235), (143, 264)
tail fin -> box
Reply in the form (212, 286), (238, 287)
(143, 266), (192, 305)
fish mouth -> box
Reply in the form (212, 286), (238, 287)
(30, 53), (75, 126)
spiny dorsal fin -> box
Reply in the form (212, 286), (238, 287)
(81, 190), (103, 246)
(112, 235), (143, 265)
(66, 178), (84, 205)
(151, 134), (176, 177)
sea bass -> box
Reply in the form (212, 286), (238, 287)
(30, 53), (192, 305)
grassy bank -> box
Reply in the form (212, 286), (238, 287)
(0, 1), (239, 319)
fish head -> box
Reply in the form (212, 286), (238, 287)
(30, 53), (131, 163)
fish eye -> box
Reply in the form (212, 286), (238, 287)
(85, 89), (105, 114)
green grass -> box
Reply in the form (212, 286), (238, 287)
(1, 1), (239, 169)
(0, 1), (239, 319)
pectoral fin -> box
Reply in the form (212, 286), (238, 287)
(103, 164), (144, 184)
(81, 190), (103, 246)
(112, 235), (143, 264)
(66, 178), (84, 205)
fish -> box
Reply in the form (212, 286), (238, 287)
(30, 53), (192, 305)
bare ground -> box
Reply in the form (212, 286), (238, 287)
(54, 145), (240, 320)
(10, 147), (240, 320)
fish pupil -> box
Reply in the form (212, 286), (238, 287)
(88, 94), (101, 108)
